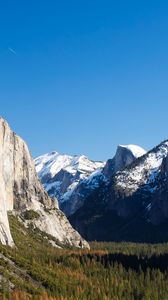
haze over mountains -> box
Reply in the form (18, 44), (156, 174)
(36, 141), (168, 243)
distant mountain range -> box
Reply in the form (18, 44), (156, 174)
(35, 141), (168, 243)
(3, 115), (168, 248)
(34, 152), (104, 211)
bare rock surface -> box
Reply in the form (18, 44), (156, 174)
(0, 117), (89, 249)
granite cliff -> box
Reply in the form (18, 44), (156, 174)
(0, 117), (89, 249)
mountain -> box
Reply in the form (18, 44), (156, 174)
(35, 145), (145, 217)
(0, 117), (89, 249)
(70, 140), (168, 243)
(35, 139), (168, 243)
(34, 151), (104, 206)
(103, 144), (146, 178)
(58, 144), (146, 216)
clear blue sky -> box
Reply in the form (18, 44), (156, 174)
(1, 1), (168, 161)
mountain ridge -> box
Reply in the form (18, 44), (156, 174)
(69, 139), (168, 242)
(35, 139), (168, 243)
(35, 151), (105, 206)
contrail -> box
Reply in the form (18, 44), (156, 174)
(8, 47), (16, 54)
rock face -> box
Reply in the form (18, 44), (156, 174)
(35, 137), (168, 243)
(59, 144), (146, 216)
(103, 144), (146, 178)
(35, 145), (145, 217)
(0, 117), (89, 249)
(70, 140), (168, 243)
(35, 151), (104, 211)
(0, 173), (14, 246)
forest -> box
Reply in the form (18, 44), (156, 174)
(1, 215), (168, 300)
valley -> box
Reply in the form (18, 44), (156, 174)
(1, 214), (168, 300)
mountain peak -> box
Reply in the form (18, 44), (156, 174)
(103, 144), (146, 178)
(118, 144), (146, 158)
(35, 151), (105, 203)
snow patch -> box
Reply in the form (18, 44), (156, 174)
(116, 141), (168, 194)
(119, 144), (146, 158)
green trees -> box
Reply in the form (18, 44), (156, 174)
(1, 216), (168, 299)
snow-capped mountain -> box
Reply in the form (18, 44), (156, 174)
(35, 152), (105, 205)
(115, 141), (168, 197)
(61, 144), (146, 216)
(35, 144), (146, 217)
(35, 140), (168, 243)
(103, 144), (146, 178)
(70, 140), (168, 243)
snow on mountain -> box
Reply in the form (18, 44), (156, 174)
(75, 144), (146, 194)
(35, 152), (103, 178)
(115, 141), (168, 196)
(34, 140), (168, 243)
(35, 144), (147, 217)
(35, 152), (105, 203)
(62, 144), (146, 216)
(118, 144), (146, 158)
(102, 144), (146, 179)
(69, 140), (168, 243)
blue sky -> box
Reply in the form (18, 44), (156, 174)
(0, 1), (168, 160)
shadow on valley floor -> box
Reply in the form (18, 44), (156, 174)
(72, 252), (168, 272)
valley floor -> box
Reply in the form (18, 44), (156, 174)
(0, 216), (168, 300)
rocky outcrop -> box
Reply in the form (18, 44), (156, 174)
(60, 144), (146, 216)
(35, 152), (104, 204)
(1, 117), (54, 212)
(70, 140), (168, 243)
(103, 144), (146, 178)
(148, 152), (168, 225)
(60, 171), (107, 216)
(0, 117), (89, 249)
(0, 173), (14, 246)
